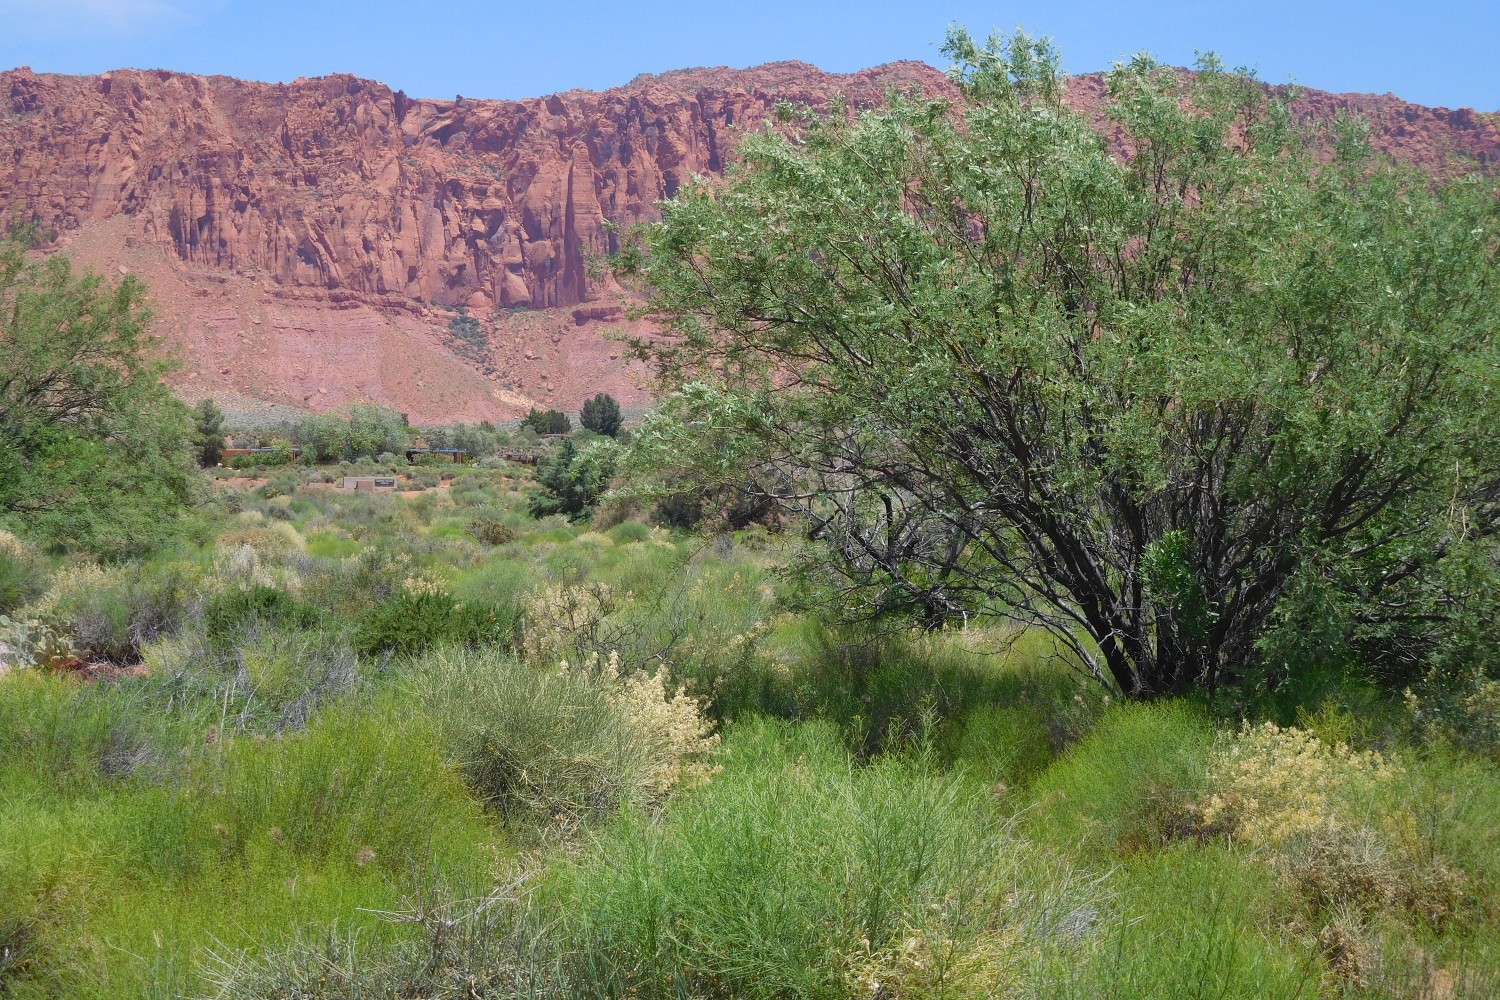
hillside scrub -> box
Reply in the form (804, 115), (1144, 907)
(0, 456), (1495, 998)
(618, 30), (1500, 699)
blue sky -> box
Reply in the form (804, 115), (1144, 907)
(0, 1), (1495, 110)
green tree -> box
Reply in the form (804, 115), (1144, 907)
(192, 397), (226, 467)
(521, 407), (572, 435)
(0, 228), (194, 557)
(619, 32), (1500, 698)
(294, 405), (406, 462)
(345, 403), (408, 459)
(580, 392), (624, 437)
(530, 438), (619, 519)
(295, 413), (348, 464)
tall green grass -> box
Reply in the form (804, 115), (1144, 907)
(547, 718), (1091, 1000)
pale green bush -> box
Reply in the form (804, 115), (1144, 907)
(412, 646), (717, 832)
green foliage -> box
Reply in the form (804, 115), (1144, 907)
(1037, 847), (1318, 999)
(519, 407), (572, 435)
(619, 31), (1500, 698)
(0, 533), (46, 614)
(0, 228), (194, 558)
(192, 398), (226, 468)
(353, 586), (513, 659)
(1027, 701), (1214, 853)
(294, 405), (408, 464)
(606, 521), (651, 545)
(529, 438), (619, 520)
(202, 585), (320, 652)
(548, 718), (1078, 999)
(3, 328), (1498, 999)
(419, 421), (510, 460)
(579, 392), (623, 437)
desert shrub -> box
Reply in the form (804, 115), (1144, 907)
(233, 627), (362, 731)
(29, 559), (198, 663)
(1406, 670), (1500, 758)
(467, 508), (518, 546)
(216, 517), (305, 563)
(447, 475), (496, 508)
(0, 671), (152, 789)
(413, 647), (717, 830)
(0, 531), (47, 613)
(1196, 723), (1477, 930)
(549, 718), (1088, 999)
(195, 878), (554, 1000)
(257, 469), (301, 499)
(354, 576), (513, 659)
(517, 557), (779, 716)
(1036, 847), (1320, 999)
(606, 520), (651, 545)
(1198, 722), (1399, 847)
(1351, 924), (1500, 1000)
(517, 580), (620, 667)
(299, 544), (412, 616)
(202, 585), (319, 652)
(120, 696), (490, 884)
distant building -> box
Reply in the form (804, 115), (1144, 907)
(221, 447), (300, 460)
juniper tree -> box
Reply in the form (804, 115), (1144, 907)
(193, 398), (226, 467)
(581, 392), (624, 437)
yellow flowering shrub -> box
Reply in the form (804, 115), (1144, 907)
(1198, 722), (1400, 847)
(520, 581), (618, 666)
(567, 650), (720, 799)
(401, 572), (447, 598)
(840, 922), (1023, 1000)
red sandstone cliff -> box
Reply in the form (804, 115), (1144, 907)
(0, 61), (1495, 422)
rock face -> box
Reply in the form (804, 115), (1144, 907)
(0, 61), (948, 313)
(0, 61), (1495, 422)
